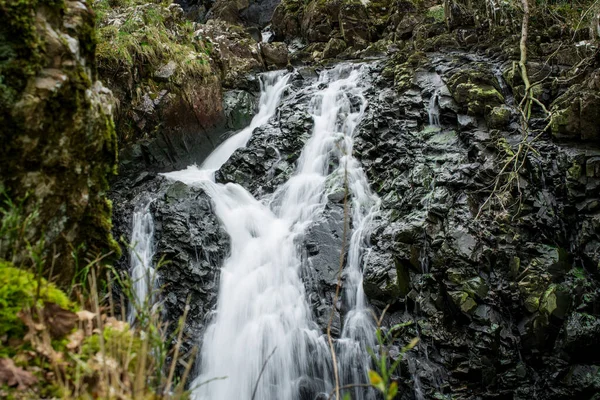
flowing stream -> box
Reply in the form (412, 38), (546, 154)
(162, 64), (379, 399)
(128, 197), (157, 324)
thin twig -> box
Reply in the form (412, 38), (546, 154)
(328, 383), (373, 399)
(251, 347), (278, 400)
(327, 159), (351, 400)
(166, 296), (191, 392)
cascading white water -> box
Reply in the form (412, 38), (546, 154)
(128, 198), (157, 324)
(334, 90), (380, 400)
(201, 71), (290, 176)
(164, 64), (379, 400)
(428, 91), (441, 127)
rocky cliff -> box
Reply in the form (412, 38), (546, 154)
(104, 0), (600, 397)
(0, 0), (119, 283)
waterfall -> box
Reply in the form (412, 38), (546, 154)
(164, 64), (379, 400)
(428, 91), (440, 127)
(128, 198), (157, 324)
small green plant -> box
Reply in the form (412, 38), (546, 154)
(367, 308), (419, 400)
(0, 188), (43, 266)
(426, 5), (445, 22)
(0, 247), (195, 398)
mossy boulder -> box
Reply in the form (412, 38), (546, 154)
(417, 31), (459, 51)
(517, 245), (570, 313)
(272, 0), (305, 40)
(0, 0), (119, 283)
(551, 86), (600, 142)
(446, 66), (505, 116)
(261, 41), (289, 68)
(323, 37), (347, 58)
(0, 260), (75, 351)
(384, 50), (429, 92)
(339, 0), (372, 48)
(301, 0), (342, 43)
(449, 290), (478, 314)
(486, 105), (512, 129)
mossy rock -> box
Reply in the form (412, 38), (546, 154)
(323, 37), (347, 59)
(462, 276), (489, 300)
(385, 50), (429, 93)
(300, 0), (342, 43)
(339, 0), (372, 48)
(417, 32), (459, 52)
(551, 86), (600, 142)
(449, 290), (478, 314)
(0, 260), (75, 352)
(486, 105), (512, 129)
(446, 66), (505, 116)
(539, 283), (571, 319)
(1, 0), (120, 283)
(272, 0), (305, 39)
(0, 0), (65, 112)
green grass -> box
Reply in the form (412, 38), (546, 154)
(94, 0), (213, 82)
(426, 5), (445, 22)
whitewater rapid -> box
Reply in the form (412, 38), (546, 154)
(162, 64), (380, 400)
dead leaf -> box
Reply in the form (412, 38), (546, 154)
(18, 308), (65, 365)
(17, 310), (44, 333)
(104, 317), (128, 332)
(66, 329), (85, 350)
(42, 302), (78, 338)
(0, 358), (38, 389)
(76, 310), (96, 322)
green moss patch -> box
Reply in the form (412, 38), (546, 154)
(0, 260), (75, 353)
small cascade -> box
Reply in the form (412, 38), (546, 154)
(164, 64), (379, 400)
(128, 198), (157, 324)
(428, 91), (441, 127)
(261, 25), (274, 43)
(171, 70), (291, 183)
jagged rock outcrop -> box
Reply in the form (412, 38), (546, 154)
(95, 2), (265, 180)
(110, 174), (230, 369)
(0, 0), (119, 282)
(107, 0), (600, 396)
(153, 180), (230, 362)
(353, 52), (600, 399)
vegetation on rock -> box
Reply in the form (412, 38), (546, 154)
(0, 259), (192, 399)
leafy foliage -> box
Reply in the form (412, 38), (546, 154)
(368, 320), (419, 400)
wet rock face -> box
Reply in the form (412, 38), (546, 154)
(355, 52), (600, 398)
(110, 175), (230, 367)
(223, 89), (258, 130)
(216, 67), (318, 197)
(0, 0), (119, 282)
(152, 181), (230, 360)
(110, 49), (600, 398)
